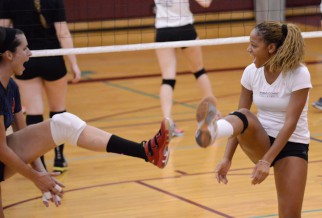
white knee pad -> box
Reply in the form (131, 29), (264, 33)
(50, 112), (86, 146)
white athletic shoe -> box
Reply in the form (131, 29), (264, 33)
(195, 97), (218, 148)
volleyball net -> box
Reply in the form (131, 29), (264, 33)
(18, 0), (322, 57)
(31, 30), (322, 57)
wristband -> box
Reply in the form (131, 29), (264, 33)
(258, 159), (271, 167)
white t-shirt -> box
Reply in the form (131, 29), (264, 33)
(154, 0), (194, 28)
(241, 63), (312, 144)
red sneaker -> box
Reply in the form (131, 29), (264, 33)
(144, 118), (172, 168)
(195, 97), (218, 148)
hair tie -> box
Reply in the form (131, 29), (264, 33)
(277, 24), (288, 48)
(0, 28), (16, 54)
(282, 24), (288, 37)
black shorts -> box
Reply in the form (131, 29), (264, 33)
(269, 136), (309, 166)
(155, 24), (198, 44)
(15, 56), (67, 81)
(0, 161), (4, 182)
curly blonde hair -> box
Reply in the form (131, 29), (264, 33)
(255, 21), (304, 74)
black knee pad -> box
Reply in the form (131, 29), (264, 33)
(229, 111), (248, 133)
(50, 110), (66, 118)
(194, 68), (206, 79)
(26, 115), (43, 125)
(162, 79), (176, 90)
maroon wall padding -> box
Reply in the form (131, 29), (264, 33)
(65, 0), (155, 22)
(64, 0), (321, 23)
(287, 14), (322, 27)
(287, 0), (321, 7)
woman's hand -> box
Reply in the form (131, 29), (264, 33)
(31, 171), (65, 207)
(70, 64), (81, 83)
(251, 160), (271, 185)
(215, 158), (231, 184)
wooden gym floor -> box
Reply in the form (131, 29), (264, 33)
(2, 23), (322, 217)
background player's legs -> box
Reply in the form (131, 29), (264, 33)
(15, 77), (45, 115)
(156, 48), (177, 119)
(44, 76), (68, 172)
(182, 45), (214, 99)
(43, 76), (67, 113)
(156, 48), (183, 136)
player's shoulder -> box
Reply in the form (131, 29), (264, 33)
(290, 64), (310, 77)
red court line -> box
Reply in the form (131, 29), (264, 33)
(4, 160), (321, 212)
(68, 60), (322, 85)
(3, 167), (256, 210)
(136, 180), (234, 218)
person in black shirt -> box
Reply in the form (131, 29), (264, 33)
(0, 27), (172, 217)
(311, 1), (322, 110)
(0, 0), (81, 173)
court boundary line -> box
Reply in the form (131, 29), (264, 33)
(4, 161), (322, 217)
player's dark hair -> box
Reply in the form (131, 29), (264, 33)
(0, 27), (24, 60)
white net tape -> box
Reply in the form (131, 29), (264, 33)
(31, 31), (322, 57)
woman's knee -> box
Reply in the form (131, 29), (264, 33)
(229, 108), (251, 134)
(229, 108), (266, 141)
(238, 108), (252, 117)
(50, 112), (86, 146)
(236, 108), (263, 131)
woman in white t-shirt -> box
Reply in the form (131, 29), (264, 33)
(154, 0), (217, 137)
(195, 21), (311, 217)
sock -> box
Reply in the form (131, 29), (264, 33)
(217, 119), (234, 138)
(106, 135), (147, 161)
(54, 145), (65, 160)
(26, 114), (43, 125)
(39, 155), (46, 170)
(50, 111), (66, 160)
